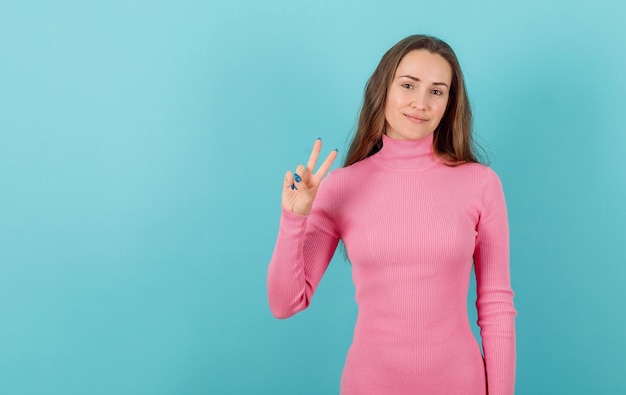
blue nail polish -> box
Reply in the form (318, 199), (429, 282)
(290, 183), (296, 190)
(294, 173), (301, 182)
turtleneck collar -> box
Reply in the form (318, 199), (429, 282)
(370, 133), (439, 170)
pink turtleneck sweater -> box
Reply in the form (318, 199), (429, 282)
(267, 133), (516, 395)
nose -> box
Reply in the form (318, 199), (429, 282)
(411, 92), (428, 110)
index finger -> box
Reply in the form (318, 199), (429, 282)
(306, 138), (322, 172)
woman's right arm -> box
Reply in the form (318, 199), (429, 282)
(267, 139), (339, 319)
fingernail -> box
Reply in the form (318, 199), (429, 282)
(290, 183), (296, 190)
(317, 137), (322, 141)
(334, 148), (338, 152)
(294, 173), (301, 182)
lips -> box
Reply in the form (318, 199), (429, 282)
(404, 114), (428, 123)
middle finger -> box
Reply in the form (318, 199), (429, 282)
(306, 138), (322, 172)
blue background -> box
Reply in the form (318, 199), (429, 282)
(1, 0), (625, 393)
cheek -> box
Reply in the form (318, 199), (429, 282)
(435, 100), (449, 119)
(383, 97), (397, 118)
(383, 102), (391, 121)
(387, 88), (406, 108)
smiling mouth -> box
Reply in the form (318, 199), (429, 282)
(405, 114), (428, 123)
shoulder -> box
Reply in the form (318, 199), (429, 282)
(461, 164), (507, 208)
(320, 158), (373, 185)
(438, 162), (503, 192)
(315, 158), (373, 208)
(454, 161), (494, 174)
(474, 164), (503, 191)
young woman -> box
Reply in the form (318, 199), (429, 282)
(267, 35), (517, 395)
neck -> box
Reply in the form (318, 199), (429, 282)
(371, 133), (438, 170)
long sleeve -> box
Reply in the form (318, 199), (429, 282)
(267, 177), (340, 319)
(474, 168), (517, 395)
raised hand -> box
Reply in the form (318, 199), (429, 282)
(282, 139), (338, 216)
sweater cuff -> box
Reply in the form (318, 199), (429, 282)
(280, 207), (308, 222)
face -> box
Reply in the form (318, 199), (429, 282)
(384, 50), (453, 141)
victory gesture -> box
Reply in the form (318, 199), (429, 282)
(282, 139), (338, 216)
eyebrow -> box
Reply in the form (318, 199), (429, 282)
(398, 75), (449, 88)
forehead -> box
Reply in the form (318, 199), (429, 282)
(394, 50), (452, 84)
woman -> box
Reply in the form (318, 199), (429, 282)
(267, 35), (516, 395)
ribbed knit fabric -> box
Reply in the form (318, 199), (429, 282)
(267, 133), (517, 395)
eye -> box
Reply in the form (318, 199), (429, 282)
(431, 89), (443, 96)
(401, 83), (413, 89)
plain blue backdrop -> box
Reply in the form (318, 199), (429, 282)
(1, 0), (625, 394)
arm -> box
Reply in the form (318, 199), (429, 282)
(267, 179), (340, 319)
(474, 168), (517, 394)
(266, 139), (339, 319)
